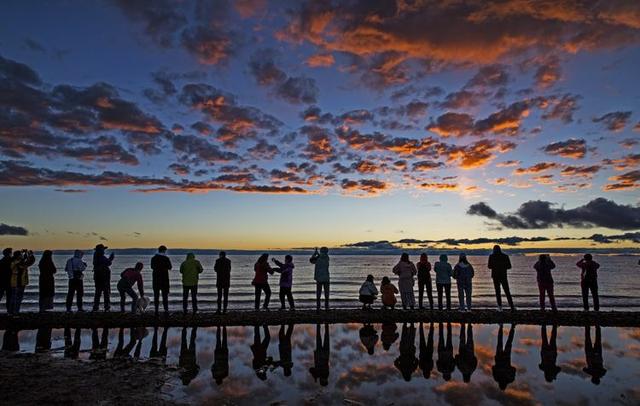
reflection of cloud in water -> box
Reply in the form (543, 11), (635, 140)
(481, 381), (535, 406)
(433, 381), (484, 406)
(335, 363), (398, 390)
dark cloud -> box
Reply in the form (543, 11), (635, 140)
(0, 222), (29, 236)
(560, 165), (601, 178)
(170, 134), (239, 164)
(412, 160), (444, 171)
(465, 64), (509, 88)
(248, 49), (287, 85)
(342, 240), (398, 249)
(593, 111), (632, 132)
(300, 125), (335, 163)
(248, 139), (280, 160)
(604, 170), (640, 191)
(341, 178), (388, 194)
(438, 90), (484, 110)
(300, 105), (333, 124)
(468, 198), (640, 230)
(426, 112), (475, 137)
(473, 100), (531, 136)
(514, 162), (560, 175)
(275, 76), (318, 104)
(602, 154), (640, 170)
(0, 54), (42, 85)
(542, 139), (587, 159)
(540, 94), (581, 123)
(112, 0), (187, 47)
(534, 55), (562, 88)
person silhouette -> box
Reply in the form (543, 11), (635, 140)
(359, 323), (379, 355)
(150, 326), (168, 363)
(492, 323), (517, 390)
(253, 254), (274, 310)
(276, 324), (294, 377)
(583, 325), (606, 385)
(64, 327), (81, 359)
(309, 323), (330, 386)
(179, 327), (200, 385)
(150, 245), (172, 314)
(419, 322), (434, 380)
(436, 322), (455, 381)
(89, 328), (109, 360)
(488, 245), (515, 311)
(381, 322), (399, 351)
(539, 324), (561, 382)
(212, 325), (229, 385)
(394, 323), (418, 381)
(214, 252), (231, 313)
(35, 327), (52, 353)
(38, 250), (57, 312)
(92, 244), (114, 312)
(114, 328), (137, 358)
(133, 327), (147, 360)
(251, 325), (272, 381)
(310, 247), (330, 311)
(455, 323), (477, 383)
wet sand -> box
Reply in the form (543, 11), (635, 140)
(2, 308), (640, 329)
(0, 352), (180, 406)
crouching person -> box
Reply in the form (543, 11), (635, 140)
(117, 262), (144, 313)
(359, 274), (378, 310)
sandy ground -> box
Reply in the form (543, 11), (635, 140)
(0, 352), (183, 406)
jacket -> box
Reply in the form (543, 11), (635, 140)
(253, 260), (272, 285)
(534, 259), (555, 285)
(359, 280), (378, 296)
(65, 252), (87, 280)
(120, 268), (144, 295)
(488, 252), (511, 279)
(180, 254), (203, 287)
(434, 261), (452, 285)
(273, 260), (294, 288)
(310, 252), (330, 283)
(417, 261), (431, 283)
(93, 250), (113, 282)
(10, 254), (35, 288)
(0, 255), (13, 287)
(453, 262), (474, 284)
(151, 253), (172, 281)
(577, 259), (600, 283)
(381, 283), (398, 306)
(214, 257), (231, 288)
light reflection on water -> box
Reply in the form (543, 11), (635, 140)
(2, 323), (640, 405)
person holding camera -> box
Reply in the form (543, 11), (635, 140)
(93, 244), (114, 312)
(9, 249), (35, 314)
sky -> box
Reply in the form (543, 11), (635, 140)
(0, 0), (639, 251)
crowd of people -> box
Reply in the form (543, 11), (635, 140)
(0, 244), (603, 314)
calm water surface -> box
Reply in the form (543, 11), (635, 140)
(15, 254), (640, 311)
(1, 323), (639, 405)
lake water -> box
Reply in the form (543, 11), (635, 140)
(14, 253), (640, 311)
(2, 323), (639, 404)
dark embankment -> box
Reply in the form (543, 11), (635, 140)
(2, 309), (640, 329)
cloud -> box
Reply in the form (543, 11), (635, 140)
(0, 54), (41, 85)
(542, 139), (587, 159)
(0, 222), (28, 236)
(604, 170), (640, 191)
(560, 165), (601, 178)
(468, 198), (640, 230)
(112, 0), (187, 47)
(473, 100), (531, 136)
(426, 113), (475, 137)
(413, 160), (444, 171)
(465, 64), (510, 88)
(540, 94), (581, 123)
(341, 178), (388, 195)
(438, 90), (484, 110)
(593, 111), (632, 132)
(306, 53), (335, 67)
(248, 49), (319, 104)
(602, 153), (640, 171)
(300, 125), (335, 163)
(440, 139), (516, 169)
(513, 162), (560, 175)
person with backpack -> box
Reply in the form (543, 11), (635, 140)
(180, 253), (203, 314)
(453, 253), (474, 311)
(65, 250), (87, 312)
(117, 262), (145, 313)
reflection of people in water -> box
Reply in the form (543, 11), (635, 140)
(455, 323), (477, 383)
(251, 325), (273, 381)
(64, 327), (82, 359)
(150, 326), (168, 363)
(419, 322), (434, 380)
(133, 328), (147, 360)
(492, 323), (517, 390)
(394, 323), (418, 381)
(114, 328), (137, 358)
(2, 329), (19, 352)
(583, 325), (607, 385)
(381, 322), (399, 351)
(274, 324), (294, 377)
(436, 322), (455, 381)
(179, 327), (200, 385)
(359, 323), (379, 355)
(35, 327), (52, 353)
(212, 325), (229, 385)
(539, 324), (561, 382)
(309, 323), (330, 386)
(89, 328), (109, 360)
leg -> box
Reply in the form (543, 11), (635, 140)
(93, 282), (102, 311)
(445, 284), (451, 310)
(223, 287), (229, 312)
(255, 285), (261, 310)
(323, 282), (329, 310)
(437, 283), (443, 310)
(191, 285), (198, 313)
(457, 284), (464, 310)
(183, 287), (189, 313)
(502, 278), (515, 310)
(77, 280), (84, 311)
(427, 280), (434, 310)
(162, 287), (169, 312)
(493, 278), (502, 308)
(465, 284), (472, 310)
(217, 287), (223, 312)
(316, 283), (321, 310)
(103, 283), (110, 311)
(287, 287), (295, 309)
(264, 285), (271, 309)
(119, 287), (126, 312)
(548, 285), (557, 311)
(128, 287), (138, 313)
(279, 287), (286, 309)
(538, 283), (545, 310)
(591, 283), (599, 311)
(581, 283), (589, 311)
(153, 288), (160, 313)
(418, 281), (424, 309)
(66, 280), (75, 312)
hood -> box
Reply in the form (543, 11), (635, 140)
(186, 253), (195, 260)
(74, 250), (83, 259)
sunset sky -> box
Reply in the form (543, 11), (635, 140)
(0, 0), (639, 250)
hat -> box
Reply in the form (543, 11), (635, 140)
(95, 244), (108, 250)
